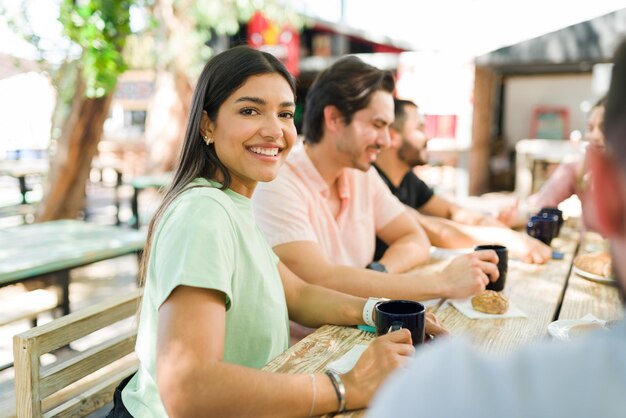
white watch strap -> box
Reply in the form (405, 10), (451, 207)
(363, 297), (381, 327)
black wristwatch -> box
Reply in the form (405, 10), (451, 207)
(366, 261), (388, 273)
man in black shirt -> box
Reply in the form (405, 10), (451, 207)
(374, 99), (551, 264)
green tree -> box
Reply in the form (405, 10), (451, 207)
(144, 0), (302, 172)
(5, 0), (300, 220)
(37, 0), (138, 221)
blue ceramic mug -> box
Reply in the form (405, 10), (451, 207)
(538, 207), (564, 236)
(375, 300), (425, 346)
(527, 214), (558, 245)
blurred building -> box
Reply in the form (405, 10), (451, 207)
(471, 8), (626, 195)
(0, 53), (54, 159)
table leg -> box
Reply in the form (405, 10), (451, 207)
(54, 270), (71, 316)
(131, 187), (140, 229)
(115, 170), (123, 226)
(18, 175), (28, 204)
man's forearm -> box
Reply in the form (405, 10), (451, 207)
(412, 212), (476, 249)
(305, 264), (447, 302)
(378, 215), (430, 272)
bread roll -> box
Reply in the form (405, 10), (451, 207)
(471, 290), (509, 314)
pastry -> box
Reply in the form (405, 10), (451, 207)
(574, 252), (612, 278)
(471, 290), (509, 314)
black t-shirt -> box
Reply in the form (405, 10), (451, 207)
(373, 164), (434, 261)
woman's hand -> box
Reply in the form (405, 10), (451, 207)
(425, 311), (448, 338)
(341, 329), (414, 410)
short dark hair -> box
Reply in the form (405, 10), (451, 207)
(391, 99), (418, 132)
(605, 39), (626, 170)
(303, 56), (395, 144)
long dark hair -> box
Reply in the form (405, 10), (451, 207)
(139, 46), (296, 285)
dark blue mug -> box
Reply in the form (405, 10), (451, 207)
(375, 300), (425, 346)
(527, 214), (558, 245)
(538, 207), (564, 236)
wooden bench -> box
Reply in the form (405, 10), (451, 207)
(13, 289), (142, 418)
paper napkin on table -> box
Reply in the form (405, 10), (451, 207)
(449, 298), (528, 319)
(580, 313), (606, 325)
(326, 344), (369, 374)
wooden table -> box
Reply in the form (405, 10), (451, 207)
(434, 227), (580, 354)
(129, 173), (172, 229)
(264, 224), (623, 417)
(0, 220), (145, 316)
(0, 159), (49, 204)
(559, 230), (623, 322)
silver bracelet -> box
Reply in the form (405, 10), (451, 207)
(325, 370), (346, 413)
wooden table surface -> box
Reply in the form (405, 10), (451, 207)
(0, 159), (49, 178)
(264, 224), (623, 417)
(0, 220), (145, 284)
(0, 220), (145, 316)
(559, 230), (623, 322)
(434, 227), (579, 354)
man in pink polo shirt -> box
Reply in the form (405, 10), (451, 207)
(253, 56), (498, 303)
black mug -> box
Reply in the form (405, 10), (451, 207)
(527, 214), (558, 245)
(375, 300), (425, 346)
(538, 207), (563, 236)
(474, 244), (508, 292)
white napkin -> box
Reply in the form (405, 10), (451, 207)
(449, 298), (528, 319)
(580, 313), (606, 325)
(326, 344), (369, 374)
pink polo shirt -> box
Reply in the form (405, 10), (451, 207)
(253, 146), (406, 268)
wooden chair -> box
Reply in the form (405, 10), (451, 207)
(13, 289), (142, 418)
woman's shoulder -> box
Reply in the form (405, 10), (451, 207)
(162, 185), (235, 228)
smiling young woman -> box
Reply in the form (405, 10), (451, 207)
(105, 46), (432, 418)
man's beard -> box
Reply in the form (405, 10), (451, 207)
(397, 141), (427, 167)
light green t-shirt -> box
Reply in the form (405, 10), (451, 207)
(122, 178), (289, 417)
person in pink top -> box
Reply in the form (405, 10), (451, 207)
(499, 97), (606, 227)
(528, 97), (605, 208)
(253, 56), (499, 308)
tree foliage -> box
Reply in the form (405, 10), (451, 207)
(58, 0), (135, 97)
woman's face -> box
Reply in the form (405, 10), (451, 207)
(202, 73), (297, 197)
(586, 105), (605, 149)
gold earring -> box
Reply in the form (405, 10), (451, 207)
(203, 135), (213, 145)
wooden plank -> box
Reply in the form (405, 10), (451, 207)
(558, 231), (623, 322)
(434, 229), (579, 354)
(39, 331), (136, 398)
(263, 325), (373, 418)
(0, 220), (145, 284)
(14, 289), (142, 355)
(43, 365), (137, 418)
(41, 355), (137, 413)
(13, 332), (42, 417)
(264, 325), (374, 374)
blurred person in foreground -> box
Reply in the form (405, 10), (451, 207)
(373, 99), (552, 264)
(253, 56), (499, 309)
(109, 46), (447, 418)
(369, 40), (626, 418)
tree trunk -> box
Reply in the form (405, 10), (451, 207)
(144, 68), (192, 173)
(37, 76), (114, 221)
(143, 0), (195, 173)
